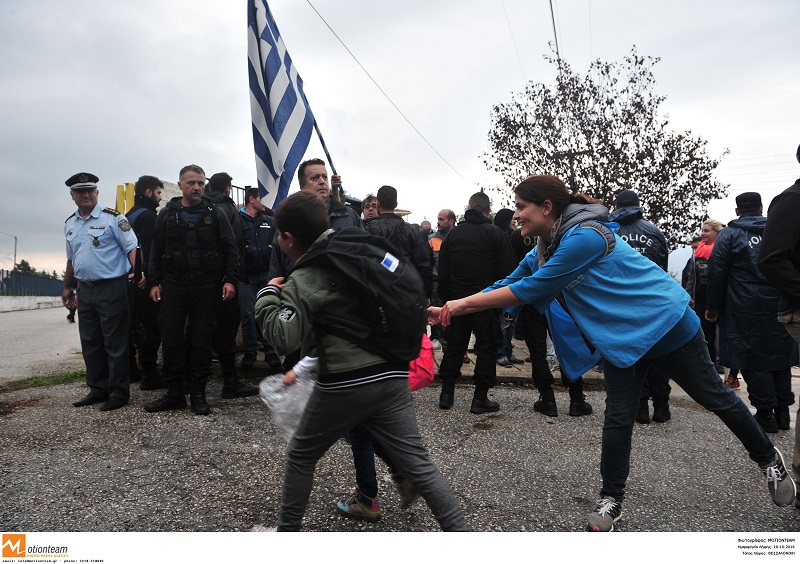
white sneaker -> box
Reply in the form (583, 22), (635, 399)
(431, 339), (442, 350)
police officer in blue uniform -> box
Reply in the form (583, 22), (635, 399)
(62, 172), (140, 411)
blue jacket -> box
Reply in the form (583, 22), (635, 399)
(486, 204), (696, 368)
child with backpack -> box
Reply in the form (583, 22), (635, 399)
(254, 191), (468, 531)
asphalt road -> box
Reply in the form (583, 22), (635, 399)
(0, 306), (84, 383)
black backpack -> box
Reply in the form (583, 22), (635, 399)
(292, 227), (427, 364)
(695, 257), (709, 286)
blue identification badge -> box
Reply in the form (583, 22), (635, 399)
(381, 252), (399, 272)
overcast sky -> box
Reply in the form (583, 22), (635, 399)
(1, 0), (798, 274)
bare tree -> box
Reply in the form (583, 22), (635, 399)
(483, 46), (728, 248)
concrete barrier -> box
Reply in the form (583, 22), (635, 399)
(0, 296), (62, 313)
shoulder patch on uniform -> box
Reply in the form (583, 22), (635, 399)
(65, 212), (76, 223)
(278, 307), (296, 323)
(118, 218), (131, 232)
(102, 207), (121, 216)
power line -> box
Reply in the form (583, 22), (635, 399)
(548, 0), (561, 59)
(501, 0), (526, 82)
(304, 0), (469, 183)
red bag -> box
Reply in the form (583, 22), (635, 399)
(408, 334), (435, 391)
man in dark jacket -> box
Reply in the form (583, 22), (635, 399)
(267, 158), (363, 371)
(706, 191), (798, 434)
(364, 185), (433, 299)
(609, 189), (673, 424)
(205, 173), (257, 399)
(757, 144), (800, 506)
(238, 187), (281, 371)
(145, 165), (241, 416)
(126, 175), (165, 390)
(437, 192), (516, 414)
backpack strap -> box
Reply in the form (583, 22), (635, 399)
(576, 220), (616, 257)
(125, 207), (147, 229)
(553, 220), (616, 355)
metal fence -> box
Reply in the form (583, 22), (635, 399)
(0, 270), (63, 296)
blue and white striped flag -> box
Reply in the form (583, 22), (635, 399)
(248, 0), (315, 210)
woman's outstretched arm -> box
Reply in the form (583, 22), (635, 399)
(429, 287), (521, 326)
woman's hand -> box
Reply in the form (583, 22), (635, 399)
(439, 299), (467, 327)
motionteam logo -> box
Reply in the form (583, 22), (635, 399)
(2, 534), (25, 558)
(2, 534), (69, 559)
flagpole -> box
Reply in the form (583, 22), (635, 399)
(313, 121), (337, 176)
(313, 120), (345, 202)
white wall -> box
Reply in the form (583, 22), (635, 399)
(0, 296), (62, 313)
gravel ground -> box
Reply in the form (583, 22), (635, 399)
(1, 369), (798, 533)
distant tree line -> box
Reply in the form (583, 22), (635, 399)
(11, 259), (61, 280)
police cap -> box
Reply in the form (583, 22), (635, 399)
(65, 172), (99, 190)
(735, 191), (762, 212)
(614, 189), (639, 208)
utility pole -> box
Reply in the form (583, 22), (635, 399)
(0, 230), (17, 269)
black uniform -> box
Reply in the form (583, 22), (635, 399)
(204, 191), (255, 397)
(126, 194), (162, 387)
(364, 212), (433, 298)
(146, 196), (240, 413)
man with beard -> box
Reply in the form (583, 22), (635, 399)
(126, 175), (165, 390)
(144, 165), (240, 416)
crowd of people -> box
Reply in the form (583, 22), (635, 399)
(61, 147), (800, 531)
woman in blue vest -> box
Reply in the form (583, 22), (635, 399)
(430, 174), (796, 531)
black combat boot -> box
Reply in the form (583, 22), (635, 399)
(470, 387), (500, 414)
(220, 370), (258, 399)
(775, 406), (790, 430)
(190, 378), (212, 416)
(755, 408), (778, 433)
(533, 386), (558, 417)
(568, 381), (592, 417)
(438, 375), (456, 409)
(144, 379), (186, 412)
(651, 397), (671, 423)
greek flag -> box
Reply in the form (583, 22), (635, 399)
(248, 0), (315, 210)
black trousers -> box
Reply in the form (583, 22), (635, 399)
(77, 277), (130, 400)
(159, 274), (219, 391)
(439, 307), (500, 393)
(519, 306), (585, 401)
(213, 292), (241, 377)
(129, 284), (161, 372)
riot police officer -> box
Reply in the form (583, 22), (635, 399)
(144, 165), (240, 416)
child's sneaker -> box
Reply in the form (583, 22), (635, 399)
(725, 374), (741, 389)
(336, 488), (382, 521)
(760, 448), (797, 508)
(586, 497), (622, 531)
